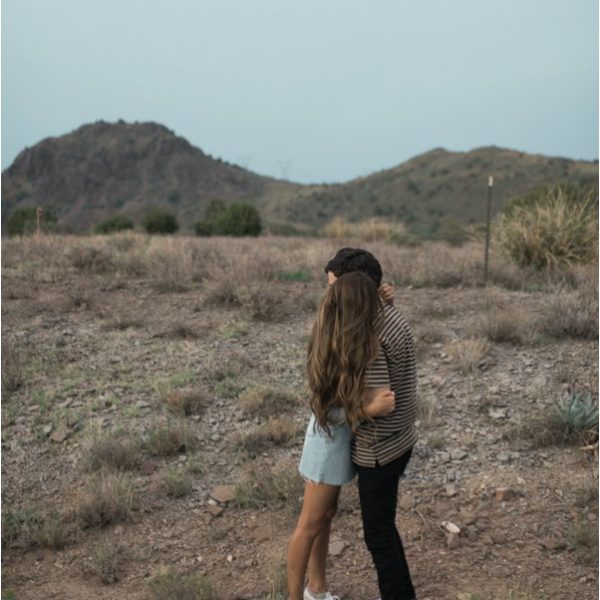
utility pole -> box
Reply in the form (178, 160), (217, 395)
(483, 176), (494, 286)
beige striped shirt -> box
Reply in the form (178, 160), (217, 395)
(352, 304), (418, 467)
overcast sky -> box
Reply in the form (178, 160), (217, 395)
(2, 0), (598, 183)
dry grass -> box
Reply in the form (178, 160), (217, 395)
(476, 308), (538, 345)
(75, 470), (135, 527)
(144, 420), (199, 456)
(1, 338), (26, 396)
(233, 461), (304, 509)
(100, 312), (144, 331)
(162, 389), (209, 416)
(446, 339), (490, 373)
(86, 535), (128, 583)
(540, 278), (598, 340)
(82, 432), (141, 472)
(417, 395), (440, 428)
(147, 567), (217, 600)
(234, 418), (302, 454)
(160, 468), (193, 498)
(1, 506), (74, 550)
(568, 514), (599, 566)
(237, 386), (300, 418)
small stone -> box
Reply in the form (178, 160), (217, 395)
(467, 526), (478, 542)
(540, 537), (567, 551)
(211, 433), (221, 442)
(329, 540), (346, 556)
(42, 425), (53, 436)
(207, 505), (224, 517)
(140, 461), (157, 476)
(399, 494), (416, 510)
(226, 554), (233, 563)
(437, 451), (451, 464)
(450, 449), (468, 461)
(488, 408), (508, 420)
(445, 484), (457, 498)
(446, 531), (460, 549)
(497, 451), (511, 463)
(495, 487), (516, 502)
(49, 427), (70, 443)
(210, 485), (236, 503)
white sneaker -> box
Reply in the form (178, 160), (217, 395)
(303, 587), (341, 600)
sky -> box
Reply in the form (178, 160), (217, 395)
(2, 0), (598, 183)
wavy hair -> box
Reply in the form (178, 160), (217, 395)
(307, 271), (383, 434)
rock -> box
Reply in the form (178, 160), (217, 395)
(446, 531), (460, 549)
(495, 487), (516, 502)
(140, 461), (157, 475)
(540, 537), (567, 551)
(497, 451), (511, 463)
(42, 424), (53, 436)
(488, 408), (508, 420)
(210, 485), (236, 504)
(445, 484), (458, 498)
(450, 449), (468, 461)
(329, 540), (346, 556)
(437, 451), (451, 464)
(207, 505), (224, 517)
(49, 427), (70, 443)
(399, 494), (416, 510)
(466, 526), (478, 542)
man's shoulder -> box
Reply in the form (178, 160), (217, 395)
(379, 304), (413, 343)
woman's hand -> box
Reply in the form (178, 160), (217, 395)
(378, 283), (395, 305)
(363, 389), (395, 418)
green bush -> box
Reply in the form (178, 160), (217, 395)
(142, 209), (179, 234)
(7, 207), (57, 236)
(214, 203), (262, 236)
(95, 214), (134, 234)
(194, 199), (226, 236)
(498, 184), (598, 269)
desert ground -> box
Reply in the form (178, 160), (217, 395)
(1, 233), (598, 600)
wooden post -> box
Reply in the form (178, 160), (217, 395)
(36, 207), (43, 236)
(483, 176), (494, 286)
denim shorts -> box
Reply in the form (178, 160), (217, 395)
(298, 413), (357, 486)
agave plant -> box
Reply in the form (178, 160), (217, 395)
(554, 392), (599, 439)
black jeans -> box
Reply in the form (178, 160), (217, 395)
(356, 448), (415, 600)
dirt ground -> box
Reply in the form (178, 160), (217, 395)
(1, 236), (598, 600)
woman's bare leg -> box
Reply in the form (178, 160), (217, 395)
(287, 482), (340, 600)
(306, 511), (336, 594)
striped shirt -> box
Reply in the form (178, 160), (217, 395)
(352, 304), (418, 467)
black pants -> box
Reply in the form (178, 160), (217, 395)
(356, 448), (415, 600)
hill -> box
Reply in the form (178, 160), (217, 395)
(2, 121), (597, 234)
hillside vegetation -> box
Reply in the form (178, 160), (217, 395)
(2, 121), (597, 236)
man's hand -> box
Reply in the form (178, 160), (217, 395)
(363, 389), (395, 418)
(378, 283), (395, 305)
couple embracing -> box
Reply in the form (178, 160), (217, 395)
(287, 248), (418, 600)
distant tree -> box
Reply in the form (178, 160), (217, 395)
(142, 209), (179, 234)
(214, 203), (262, 236)
(7, 207), (57, 236)
(95, 214), (134, 234)
(193, 199), (226, 236)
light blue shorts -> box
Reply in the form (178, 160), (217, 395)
(298, 413), (357, 486)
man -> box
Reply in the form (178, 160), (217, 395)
(325, 247), (418, 600)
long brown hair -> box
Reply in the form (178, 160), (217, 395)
(307, 271), (383, 434)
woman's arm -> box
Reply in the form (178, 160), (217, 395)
(362, 387), (396, 418)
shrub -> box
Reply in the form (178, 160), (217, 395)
(7, 207), (57, 236)
(83, 433), (141, 472)
(446, 339), (490, 373)
(233, 417), (302, 454)
(162, 389), (209, 416)
(144, 420), (198, 456)
(142, 209), (179, 234)
(148, 568), (217, 600)
(554, 392), (598, 444)
(540, 282), (598, 340)
(160, 468), (193, 498)
(237, 386), (300, 417)
(497, 185), (598, 269)
(1, 339), (26, 396)
(213, 203), (262, 236)
(76, 470), (135, 527)
(477, 308), (537, 345)
(95, 214), (134, 234)
(1, 506), (71, 549)
(233, 463), (304, 509)
(87, 536), (128, 583)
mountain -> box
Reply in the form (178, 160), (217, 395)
(2, 121), (597, 235)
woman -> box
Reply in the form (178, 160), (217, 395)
(287, 271), (395, 600)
